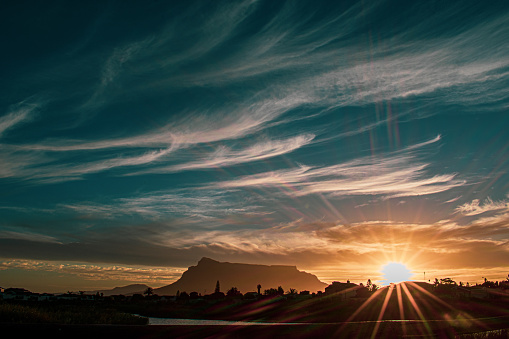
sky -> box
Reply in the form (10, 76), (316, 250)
(1, 0), (509, 293)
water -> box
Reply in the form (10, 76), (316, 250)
(146, 317), (304, 326)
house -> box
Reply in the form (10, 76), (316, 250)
(499, 281), (509, 289)
(3, 288), (33, 301)
(38, 293), (55, 301)
(243, 292), (259, 299)
(56, 293), (80, 301)
(324, 282), (358, 299)
(158, 295), (177, 302)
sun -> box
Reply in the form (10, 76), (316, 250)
(380, 262), (413, 284)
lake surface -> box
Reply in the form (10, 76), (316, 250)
(146, 317), (304, 326)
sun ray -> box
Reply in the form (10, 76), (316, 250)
(396, 283), (407, 336)
(370, 284), (394, 339)
(406, 281), (487, 330)
(343, 287), (386, 323)
(400, 282), (433, 337)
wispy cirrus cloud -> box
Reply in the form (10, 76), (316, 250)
(215, 136), (464, 199)
(132, 2), (509, 110)
(455, 197), (509, 216)
(0, 92), (312, 182)
(58, 190), (266, 222)
(0, 145), (175, 183)
(0, 230), (60, 244)
(3, 3), (508, 186)
(138, 134), (314, 174)
(0, 101), (38, 137)
(81, 39), (153, 111)
(22, 92), (311, 152)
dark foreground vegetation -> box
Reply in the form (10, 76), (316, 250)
(0, 301), (147, 325)
(118, 289), (509, 324)
(2, 320), (509, 339)
(2, 279), (509, 338)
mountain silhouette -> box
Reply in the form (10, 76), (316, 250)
(154, 257), (327, 295)
(88, 284), (150, 296)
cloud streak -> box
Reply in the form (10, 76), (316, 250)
(2, 206), (509, 272)
(140, 134), (315, 174)
(0, 259), (183, 285)
(215, 136), (464, 199)
(456, 197), (509, 216)
(0, 90), (314, 183)
(0, 101), (38, 137)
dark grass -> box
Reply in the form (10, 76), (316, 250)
(458, 329), (509, 339)
(0, 302), (148, 325)
(2, 323), (509, 339)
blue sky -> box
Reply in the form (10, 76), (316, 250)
(1, 0), (509, 292)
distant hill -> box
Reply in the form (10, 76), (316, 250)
(88, 284), (150, 296)
(154, 257), (327, 296)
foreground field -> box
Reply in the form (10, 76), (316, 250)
(2, 321), (509, 339)
(0, 302), (147, 325)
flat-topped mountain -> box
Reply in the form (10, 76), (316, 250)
(154, 257), (327, 295)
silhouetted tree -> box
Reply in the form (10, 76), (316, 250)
(178, 291), (189, 301)
(482, 278), (497, 288)
(144, 287), (154, 297)
(440, 278), (456, 285)
(257, 284), (261, 294)
(215, 280), (220, 293)
(435, 278), (457, 295)
(287, 288), (297, 295)
(264, 288), (279, 296)
(227, 287), (242, 297)
(277, 286), (284, 295)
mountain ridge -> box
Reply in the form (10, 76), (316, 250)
(87, 284), (150, 296)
